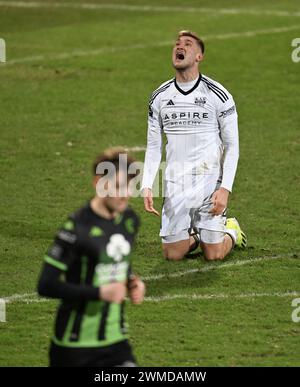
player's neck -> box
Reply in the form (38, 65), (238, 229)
(90, 197), (117, 220)
(175, 68), (200, 83)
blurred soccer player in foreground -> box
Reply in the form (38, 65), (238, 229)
(38, 148), (145, 367)
(142, 30), (247, 261)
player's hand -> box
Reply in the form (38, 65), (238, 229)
(209, 187), (229, 216)
(142, 188), (160, 216)
(127, 275), (146, 305)
(100, 282), (127, 304)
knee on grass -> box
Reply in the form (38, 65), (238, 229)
(163, 248), (185, 261)
(203, 250), (225, 261)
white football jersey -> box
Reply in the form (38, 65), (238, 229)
(142, 73), (239, 192)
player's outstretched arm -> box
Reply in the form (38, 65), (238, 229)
(38, 263), (99, 301)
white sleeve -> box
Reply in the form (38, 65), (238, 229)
(141, 96), (163, 190)
(217, 94), (239, 192)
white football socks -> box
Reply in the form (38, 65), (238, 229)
(226, 228), (237, 246)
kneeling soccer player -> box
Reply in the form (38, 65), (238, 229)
(142, 30), (247, 261)
(38, 148), (145, 367)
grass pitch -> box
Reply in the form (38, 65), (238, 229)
(0, 0), (300, 366)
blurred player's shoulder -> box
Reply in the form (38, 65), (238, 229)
(123, 206), (140, 230)
(70, 203), (90, 220)
(63, 203), (94, 231)
(66, 203), (140, 230)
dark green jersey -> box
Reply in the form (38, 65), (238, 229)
(42, 203), (140, 348)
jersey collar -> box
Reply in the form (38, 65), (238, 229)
(174, 73), (202, 95)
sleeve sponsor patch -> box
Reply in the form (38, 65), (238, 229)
(47, 244), (64, 260)
(219, 105), (236, 118)
(57, 230), (77, 244)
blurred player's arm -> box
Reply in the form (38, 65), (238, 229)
(141, 96), (163, 216)
(38, 263), (99, 301)
(38, 263), (126, 304)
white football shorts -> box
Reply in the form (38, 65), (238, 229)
(160, 173), (226, 244)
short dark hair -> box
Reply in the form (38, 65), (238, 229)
(177, 30), (205, 54)
(93, 147), (138, 179)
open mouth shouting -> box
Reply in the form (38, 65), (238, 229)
(176, 50), (185, 60)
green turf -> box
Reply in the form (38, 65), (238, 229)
(0, 0), (300, 366)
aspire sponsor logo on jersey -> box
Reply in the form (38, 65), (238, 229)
(163, 111), (209, 126)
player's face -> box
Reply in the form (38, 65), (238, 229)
(103, 171), (131, 214)
(172, 36), (203, 70)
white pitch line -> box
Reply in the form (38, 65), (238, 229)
(124, 146), (147, 153)
(204, 25), (300, 40)
(2, 292), (37, 302)
(1, 253), (297, 303)
(145, 291), (300, 302)
(3, 291), (300, 304)
(141, 254), (293, 281)
(8, 298), (51, 304)
(6, 40), (173, 65)
(0, 1), (300, 18)
(6, 25), (300, 65)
